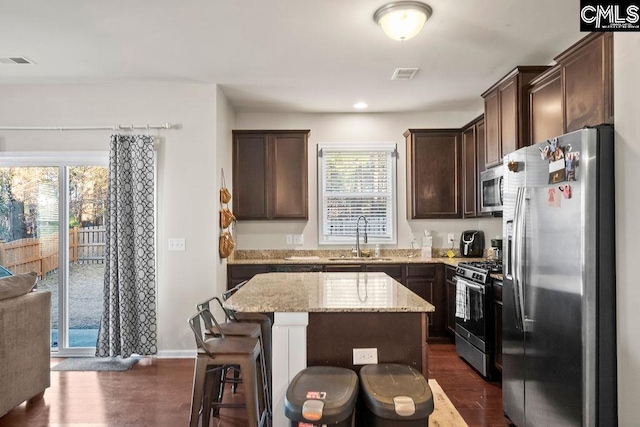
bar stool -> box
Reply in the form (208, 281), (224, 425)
(196, 296), (271, 417)
(222, 281), (273, 397)
(188, 308), (267, 427)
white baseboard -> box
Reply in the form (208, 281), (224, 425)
(51, 349), (196, 359)
(156, 349), (195, 359)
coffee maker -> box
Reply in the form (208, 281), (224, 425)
(491, 238), (503, 261)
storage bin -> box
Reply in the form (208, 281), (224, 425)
(284, 366), (358, 427)
(358, 363), (433, 426)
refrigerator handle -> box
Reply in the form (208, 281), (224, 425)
(512, 187), (526, 330)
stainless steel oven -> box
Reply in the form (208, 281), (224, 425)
(454, 261), (501, 378)
(480, 166), (503, 214)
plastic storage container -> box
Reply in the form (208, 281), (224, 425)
(284, 366), (359, 427)
(358, 364), (434, 426)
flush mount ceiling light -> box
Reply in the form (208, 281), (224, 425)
(353, 101), (368, 109)
(374, 1), (432, 41)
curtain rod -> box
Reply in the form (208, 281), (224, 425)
(0, 122), (176, 131)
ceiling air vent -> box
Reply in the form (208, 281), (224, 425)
(391, 68), (419, 80)
(0, 57), (34, 65)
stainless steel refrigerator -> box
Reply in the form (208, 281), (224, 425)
(502, 125), (617, 426)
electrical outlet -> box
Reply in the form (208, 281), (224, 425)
(286, 234), (293, 244)
(294, 234), (304, 245)
(447, 233), (455, 244)
(353, 348), (378, 365)
(168, 238), (186, 251)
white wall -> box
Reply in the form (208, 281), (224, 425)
(215, 87), (236, 305)
(0, 82), (219, 356)
(235, 112), (502, 250)
(614, 33), (640, 425)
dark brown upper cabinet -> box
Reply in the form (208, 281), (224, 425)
(461, 116), (485, 218)
(556, 32), (614, 132)
(232, 130), (309, 220)
(528, 32), (613, 143)
(475, 118), (489, 216)
(405, 129), (461, 219)
(528, 66), (563, 144)
(462, 124), (476, 218)
(482, 66), (550, 168)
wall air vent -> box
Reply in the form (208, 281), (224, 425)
(0, 57), (34, 65)
(391, 68), (418, 80)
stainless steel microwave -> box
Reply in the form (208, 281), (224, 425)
(480, 166), (503, 213)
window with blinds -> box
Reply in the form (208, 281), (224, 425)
(318, 142), (397, 244)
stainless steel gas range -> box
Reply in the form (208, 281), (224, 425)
(453, 260), (502, 378)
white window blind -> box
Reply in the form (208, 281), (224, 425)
(318, 142), (397, 244)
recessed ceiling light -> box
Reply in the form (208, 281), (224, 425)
(353, 102), (368, 109)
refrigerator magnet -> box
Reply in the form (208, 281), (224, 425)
(549, 158), (566, 184)
(565, 151), (580, 182)
(559, 184), (572, 199)
(547, 188), (561, 207)
(508, 161), (521, 172)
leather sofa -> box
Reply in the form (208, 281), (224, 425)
(0, 286), (51, 417)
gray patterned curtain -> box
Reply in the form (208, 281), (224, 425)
(96, 134), (157, 357)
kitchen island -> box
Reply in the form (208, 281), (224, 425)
(223, 271), (435, 427)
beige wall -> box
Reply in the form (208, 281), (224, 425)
(235, 112), (502, 250)
(614, 33), (640, 425)
(0, 82), (219, 356)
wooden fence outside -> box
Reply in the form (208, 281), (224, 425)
(77, 226), (106, 264)
(0, 226), (106, 277)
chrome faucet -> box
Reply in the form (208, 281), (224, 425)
(355, 215), (368, 257)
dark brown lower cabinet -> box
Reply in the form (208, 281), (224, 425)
(324, 264), (362, 273)
(493, 282), (503, 373)
(307, 312), (428, 378)
(364, 264), (403, 282)
(227, 264), (269, 289)
(445, 266), (457, 336)
(405, 264), (447, 341)
(324, 263), (404, 282)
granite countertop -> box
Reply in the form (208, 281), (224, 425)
(229, 255), (464, 265)
(228, 249), (488, 268)
(223, 272), (436, 313)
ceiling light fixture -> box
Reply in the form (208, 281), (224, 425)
(374, 1), (432, 41)
(353, 102), (368, 109)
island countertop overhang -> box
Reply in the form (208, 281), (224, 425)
(223, 271), (435, 313)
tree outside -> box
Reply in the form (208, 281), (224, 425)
(0, 165), (108, 348)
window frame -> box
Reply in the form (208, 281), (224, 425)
(317, 142), (398, 246)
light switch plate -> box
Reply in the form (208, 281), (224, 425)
(294, 234), (304, 245)
(168, 238), (186, 251)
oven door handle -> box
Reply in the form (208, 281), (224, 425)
(455, 277), (485, 294)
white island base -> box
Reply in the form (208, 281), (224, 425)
(272, 312), (308, 427)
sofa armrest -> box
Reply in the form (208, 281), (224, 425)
(0, 290), (51, 417)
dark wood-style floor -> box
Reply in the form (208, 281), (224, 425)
(429, 344), (512, 426)
(0, 343), (512, 426)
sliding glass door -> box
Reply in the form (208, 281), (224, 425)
(0, 154), (107, 356)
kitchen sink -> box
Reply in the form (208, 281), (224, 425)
(328, 257), (393, 261)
